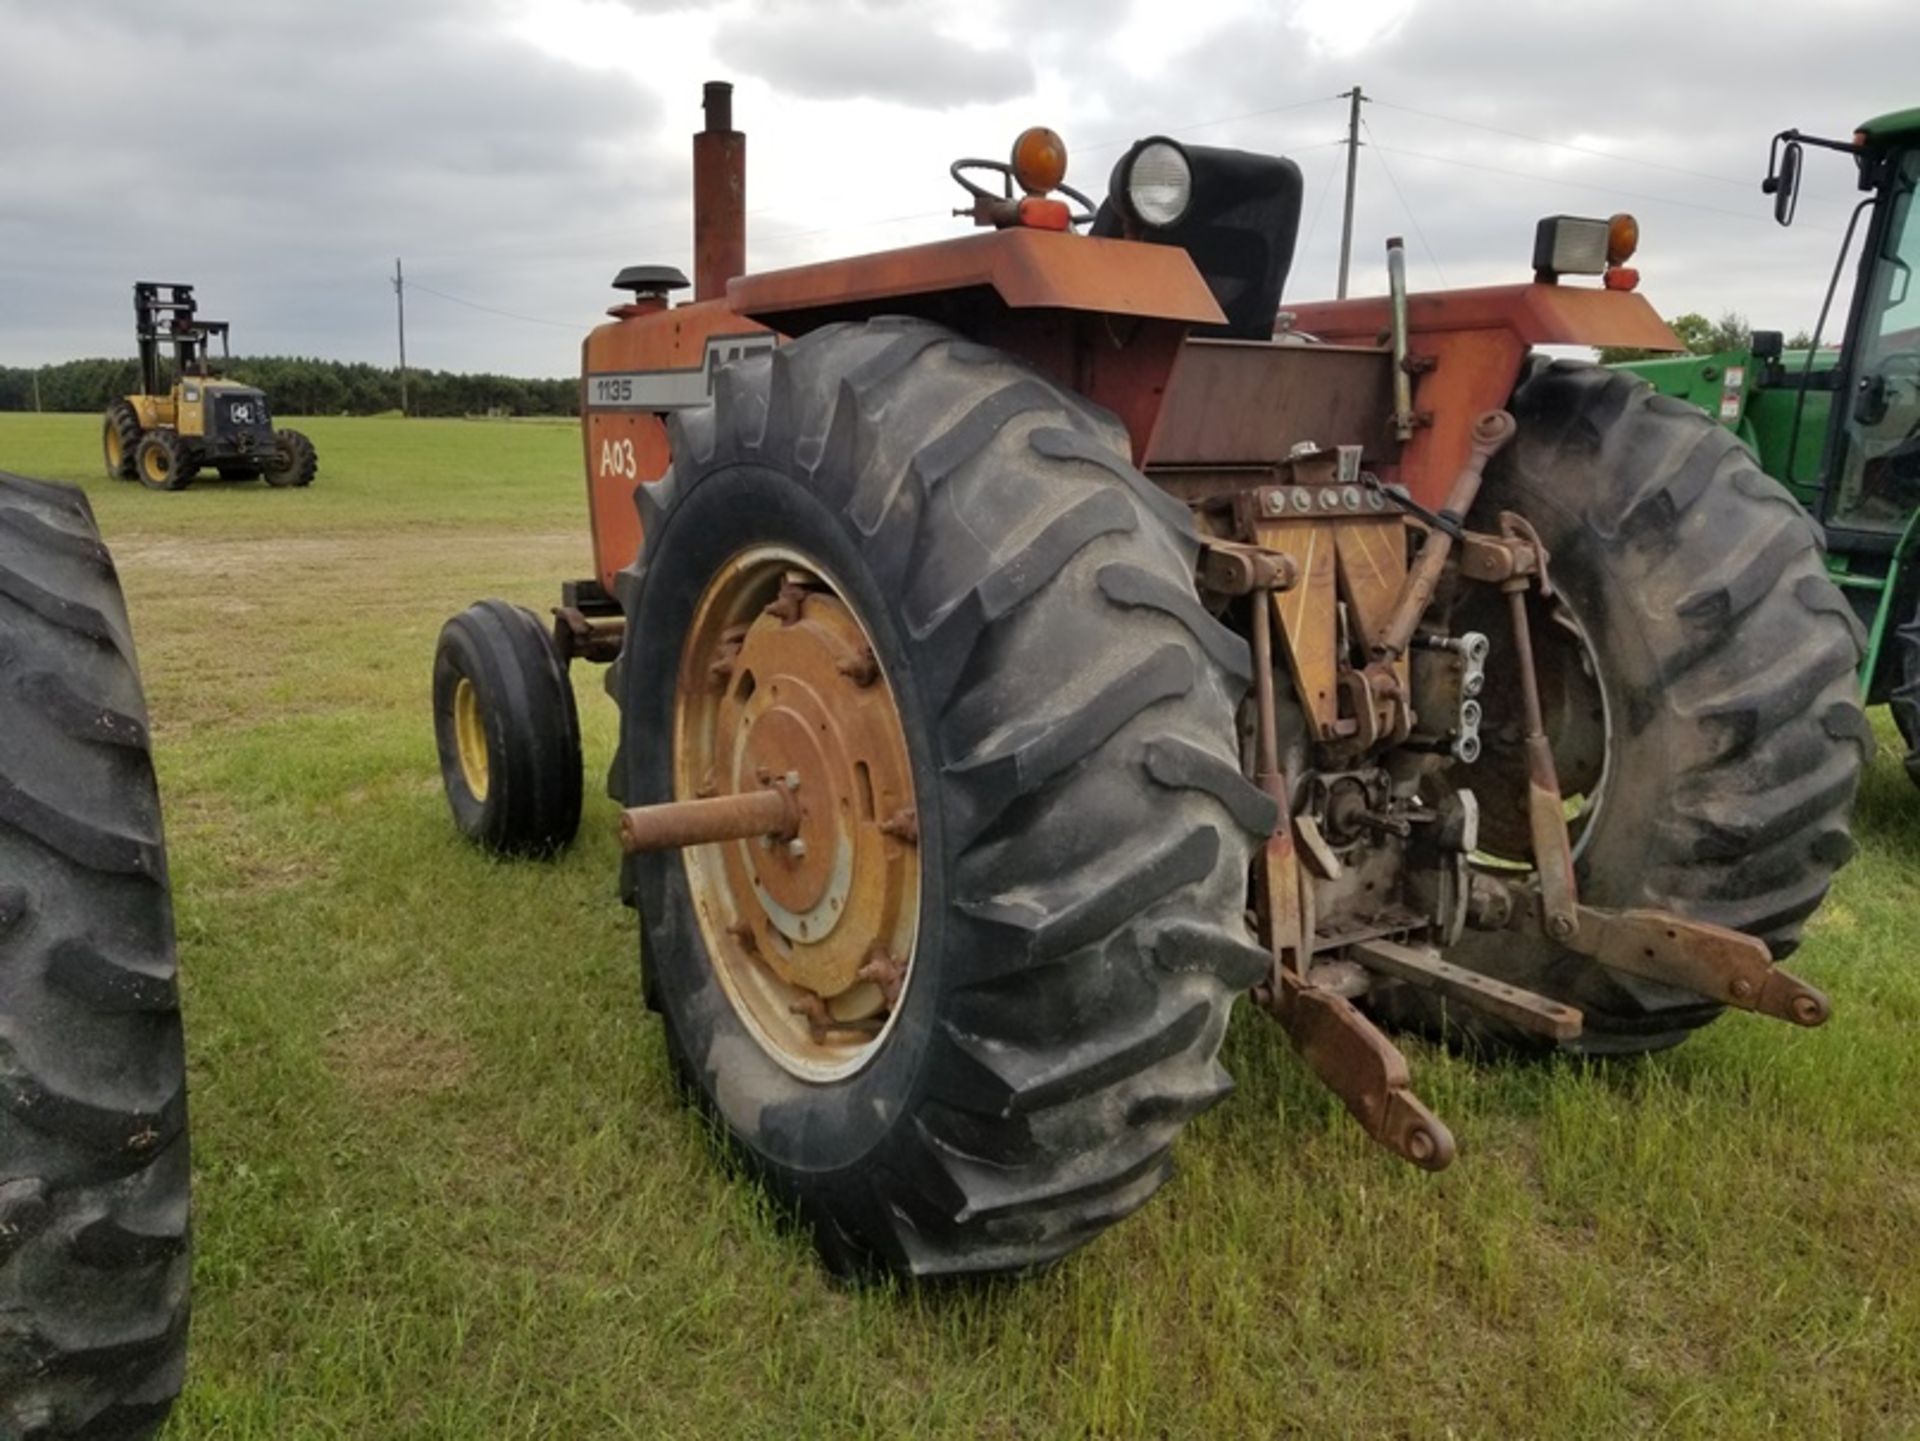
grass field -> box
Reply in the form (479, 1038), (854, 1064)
(4, 410), (1918, 1439)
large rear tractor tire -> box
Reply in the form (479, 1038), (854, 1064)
(1376, 361), (1869, 1055)
(0, 473), (189, 1438)
(263, 430), (316, 488)
(433, 600), (583, 857)
(1890, 592), (1920, 789)
(611, 319), (1270, 1278)
(102, 403), (141, 482)
(132, 433), (193, 493)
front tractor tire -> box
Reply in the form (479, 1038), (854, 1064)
(433, 600), (583, 857)
(102, 402), (142, 481)
(0, 474), (190, 1437)
(133, 432), (193, 492)
(1383, 361), (1869, 1055)
(613, 319), (1270, 1279)
(264, 429), (317, 488)
(1890, 594), (1920, 789)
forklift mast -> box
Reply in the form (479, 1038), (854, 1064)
(132, 281), (232, 394)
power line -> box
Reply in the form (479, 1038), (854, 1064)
(1078, 92), (1345, 156)
(1369, 96), (1752, 190)
(403, 278), (579, 330)
(1299, 145), (1341, 258)
(1366, 140), (1839, 231)
(1363, 118), (1446, 286)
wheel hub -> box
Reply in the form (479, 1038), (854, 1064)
(676, 550), (920, 1079)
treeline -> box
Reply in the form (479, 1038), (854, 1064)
(0, 356), (577, 418)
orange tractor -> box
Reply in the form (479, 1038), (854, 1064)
(434, 83), (1866, 1277)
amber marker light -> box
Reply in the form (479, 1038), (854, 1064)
(1011, 127), (1069, 195)
(1607, 212), (1640, 265)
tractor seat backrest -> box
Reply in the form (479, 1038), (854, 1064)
(1092, 144), (1303, 340)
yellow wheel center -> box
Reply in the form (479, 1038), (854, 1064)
(676, 549), (920, 1081)
(106, 430), (122, 466)
(452, 676), (490, 802)
(142, 446), (167, 483)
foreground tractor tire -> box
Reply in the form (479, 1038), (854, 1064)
(102, 403), (142, 481)
(0, 474), (189, 1438)
(1891, 594), (1920, 789)
(611, 318), (1269, 1278)
(264, 430), (317, 488)
(133, 432), (193, 492)
(1382, 361), (1868, 1055)
(433, 600), (583, 856)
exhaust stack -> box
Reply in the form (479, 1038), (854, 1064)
(693, 80), (746, 302)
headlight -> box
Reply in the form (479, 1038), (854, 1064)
(1119, 137), (1194, 229)
(1532, 215), (1612, 277)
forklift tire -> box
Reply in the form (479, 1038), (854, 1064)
(1892, 594), (1920, 789)
(0, 473), (190, 1439)
(263, 430), (317, 488)
(433, 600), (583, 857)
(102, 403), (142, 481)
(133, 433), (192, 493)
(1375, 361), (1868, 1056)
(611, 318), (1269, 1278)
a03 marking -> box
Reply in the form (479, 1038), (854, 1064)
(600, 436), (639, 481)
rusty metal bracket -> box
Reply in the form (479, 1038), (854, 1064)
(1259, 970), (1456, 1170)
(1350, 936), (1583, 1041)
(1565, 907), (1830, 1027)
(1373, 409), (1517, 660)
(1197, 539), (1299, 598)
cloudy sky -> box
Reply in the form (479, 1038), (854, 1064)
(0, 0), (1909, 377)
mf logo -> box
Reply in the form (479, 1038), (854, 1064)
(702, 336), (776, 394)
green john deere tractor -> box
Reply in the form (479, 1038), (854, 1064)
(1615, 107), (1920, 783)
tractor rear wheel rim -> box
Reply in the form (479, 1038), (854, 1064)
(675, 546), (921, 1082)
(452, 676), (490, 801)
(142, 445), (167, 485)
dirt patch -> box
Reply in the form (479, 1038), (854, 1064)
(114, 531), (579, 579)
(325, 1003), (477, 1109)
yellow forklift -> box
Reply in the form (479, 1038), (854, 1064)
(102, 281), (317, 490)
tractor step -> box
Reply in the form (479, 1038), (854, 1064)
(1350, 936), (1584, 1041)
(1567, 906), (1830, 1027)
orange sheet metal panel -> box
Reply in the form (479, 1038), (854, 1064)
(1287, 282), (1681, 354)
(728, 229), (1226, 330)
(580, 298), (776, 592)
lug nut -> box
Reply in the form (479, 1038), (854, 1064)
(786, 838), (808, 861)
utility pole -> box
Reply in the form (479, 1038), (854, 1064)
(1336, 85), (1366, 299)
(393, 257), (409, 417)
(31, 369), (41, 414)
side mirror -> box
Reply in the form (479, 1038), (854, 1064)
(1751, 330), (1784, 361)
(1763, 140), (1802, 227)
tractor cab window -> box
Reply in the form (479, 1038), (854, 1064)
(1833, 146), (1920, 532)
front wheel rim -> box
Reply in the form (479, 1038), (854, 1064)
(452, 676), (490, 801)
(674, 546), (922, 1082)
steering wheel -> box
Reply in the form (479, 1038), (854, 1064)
(949, 158), (1097, 229)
